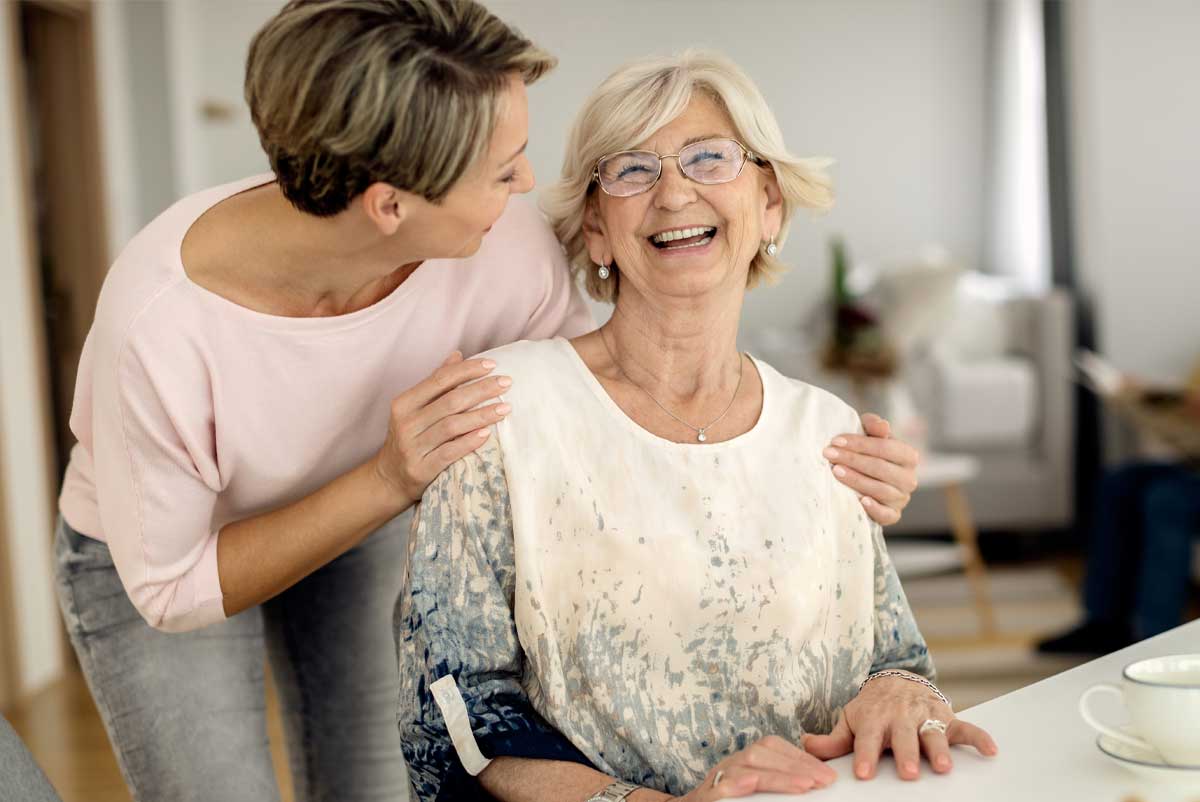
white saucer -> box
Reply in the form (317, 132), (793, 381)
(1097, 733), (1200, 784)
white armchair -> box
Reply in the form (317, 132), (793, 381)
(896, 283), (1075, 534)
(743, 271), (1076, 535)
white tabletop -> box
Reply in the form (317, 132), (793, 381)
(754, 619), (1200, 801)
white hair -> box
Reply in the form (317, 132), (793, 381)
(542, 49), (834, 302)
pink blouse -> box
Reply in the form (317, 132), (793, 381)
(58, 174), (594, 632)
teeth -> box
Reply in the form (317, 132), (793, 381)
(661, 236), (713, 251)
(651, 226), (715, 243)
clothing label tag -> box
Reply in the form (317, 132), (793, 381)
(430, 674), (493, 776)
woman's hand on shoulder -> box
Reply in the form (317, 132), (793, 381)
(676, 735), (836, 800)
(373, 351), (513, 508)
(824, 413), (920, 526)
(803, 673), (997, 781)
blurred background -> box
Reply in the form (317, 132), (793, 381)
(1, 1), (1197, 800)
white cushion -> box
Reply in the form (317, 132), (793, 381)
(935, 356), (1037, 447)
(941, 272), (1023, 360)
(870, 263), (962, 355)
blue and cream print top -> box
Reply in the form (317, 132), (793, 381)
(396, 338), (934, 801)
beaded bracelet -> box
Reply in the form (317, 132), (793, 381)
(859, 669), (952, 710)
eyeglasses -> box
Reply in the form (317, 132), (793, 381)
(591, 137), (763, 198)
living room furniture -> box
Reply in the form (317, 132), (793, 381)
(913, 452), (997, 636)
(743, 273), (1076, 535)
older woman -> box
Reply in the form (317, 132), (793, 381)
(396, 51), (996, 802)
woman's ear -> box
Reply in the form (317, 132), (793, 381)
(359, 182), (411, 235)
(582, 198), (610, 266)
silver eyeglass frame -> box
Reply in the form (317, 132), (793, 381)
(590, 137), (766, 197)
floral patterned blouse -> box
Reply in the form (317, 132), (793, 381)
(396, 338), (934, 801)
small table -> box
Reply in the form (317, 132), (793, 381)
(913, 452), (997, 637)
(753, 619), (1200, 801)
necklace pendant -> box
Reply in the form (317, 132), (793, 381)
(697, 430), (707, 442)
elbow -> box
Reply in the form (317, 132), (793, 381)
(130, 580), (224, 633)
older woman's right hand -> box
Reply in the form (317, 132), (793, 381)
(676, 736), (837, 800)
(374, 350), (512, 507)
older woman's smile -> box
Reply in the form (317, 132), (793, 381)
(648, 225), (718, 250)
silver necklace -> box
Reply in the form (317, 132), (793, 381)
(599, 331), (744, 443)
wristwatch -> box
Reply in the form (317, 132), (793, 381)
(586, 780), (640, 801)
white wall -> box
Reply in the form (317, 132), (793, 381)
(494, 0), (989, 328)
(1068, 1), (1200, 385)
(149, 0), (988, 330)
(0, 5), (66, 696)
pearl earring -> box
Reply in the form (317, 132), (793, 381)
(765, 238), (778, 257)
(597, 261), (611, 280)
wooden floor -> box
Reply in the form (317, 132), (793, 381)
(5, 668), (130, 802)
(5, 666), (294, 802)
(0, 559), (1140, 802)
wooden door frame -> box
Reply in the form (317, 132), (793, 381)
(0, 431), (18, 711)
(0, 0), (44, 712)
(21, 0), (112, 476)
(0, 0), (107, 704)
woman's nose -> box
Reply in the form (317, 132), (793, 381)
(515, 156), (536, 194)
(652, 157), (696, 209)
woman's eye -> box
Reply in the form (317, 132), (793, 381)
(684, 150), (725, 165)
(617, 163), (653, 179)
(500, 171), (517, 184)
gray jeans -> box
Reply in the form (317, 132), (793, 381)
(0, 713), (61, 802)
(53, 514), (411, 802)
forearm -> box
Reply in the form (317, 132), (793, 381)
(217, 456), (411, 616)
(480, 757), (671, 802)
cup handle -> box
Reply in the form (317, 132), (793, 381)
(1079, 683), (1153, 753)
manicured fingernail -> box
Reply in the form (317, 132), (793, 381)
(823, 447), (839, 459)
(494, 404), (511, 415)
(855, 763), (870, 779)
(861, 496), (874, 506)
(481, 359), (496, 369)
(937, 755), (951, 769)
(475, 429), (490, 438)
(904, 761), (918, 776)
(497, 376), (512, 388)
(833, 466), (847, 477)
(833, 437), (848, 447)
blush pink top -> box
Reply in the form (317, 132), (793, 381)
(58, 174), (594, 632)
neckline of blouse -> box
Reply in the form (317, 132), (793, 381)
(554, 336), (772, 452)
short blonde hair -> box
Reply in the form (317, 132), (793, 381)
(246, 0), (555, 216)
(543, 50), (833, 303)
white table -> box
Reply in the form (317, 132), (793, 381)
(755, 619), (1200, 801)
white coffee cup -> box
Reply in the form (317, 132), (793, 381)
(1079, 653), (1200, 766)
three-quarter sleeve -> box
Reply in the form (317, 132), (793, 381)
(396, 436), (593, 802)
(86, 321), (227, 632)
(867, 522), (936, 680)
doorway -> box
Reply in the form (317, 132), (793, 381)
(17, 0), (111, 479)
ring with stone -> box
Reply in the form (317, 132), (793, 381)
(919, 718), (948, 736)
(712, 769), (725, 788)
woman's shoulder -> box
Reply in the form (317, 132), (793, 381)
(94, 176), (273, 348)
(473, 337), (569, 378)
(468, 338), (589, 420)
(755, 358), (863, 437)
